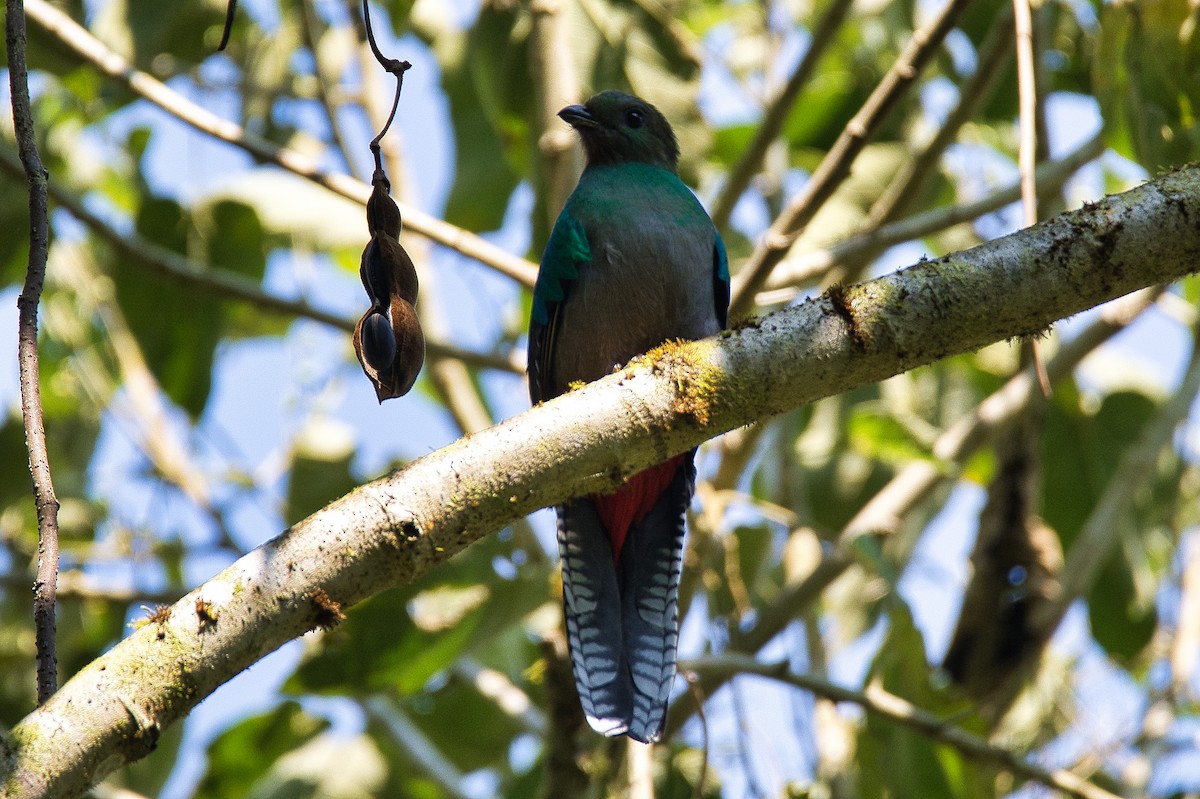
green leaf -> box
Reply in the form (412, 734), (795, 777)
(710, 122), (757, 170)
(858, 604), (987, 799)
(112, 197), (218, 416)
(1043, 389), (1156, 550)
(437, 21), (524, 232)
(91, 0), (228, 68)
(197, 702), (329, 799)
(389, 673), (525, 773)
(1042, 388), (1162, 661)
(110, 196), (270, 417)
(1095, 0), (1200, 172)
(783, 67), (866, 152)
(204, 171), (365, 254)
(848, 404), (932, 466)
(285, 419), (358, 526)
(1087, 545), (1157, 663)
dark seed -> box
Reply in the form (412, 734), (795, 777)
(360, 311), (396, 371)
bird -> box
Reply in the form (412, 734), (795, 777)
(528, 90), (729, 743)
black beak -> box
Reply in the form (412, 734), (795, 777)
(558, 104), (595, 128)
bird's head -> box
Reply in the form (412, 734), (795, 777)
(558, 91), (679, 172)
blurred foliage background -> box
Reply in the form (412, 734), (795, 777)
(3, 0), (1200, 796)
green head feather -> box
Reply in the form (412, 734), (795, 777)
(558, 91), (679, 172)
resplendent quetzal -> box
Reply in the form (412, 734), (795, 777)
(528, 91), (730, 743)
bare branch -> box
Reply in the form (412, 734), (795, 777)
(6, 0), (60, 704)
(297, 0), (361, 177)
(680, 654), (1124, 799)
(760, 129), (1105, 299)
(864, 6), (1015, 233)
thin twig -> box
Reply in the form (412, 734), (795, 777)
(864, 6), (1015, 232)
(758, 129), (1105, 300)
(7, 0), (60, 704)
(65, 251), (217, 511)
(1012, 0), (1052, 394)
(360, 0), (410, 176)
(680, 654), (1126, 799)
(710, 0), (855, 230)
(20, 0), (539, 288)
(729, 0), (975, 317)
(218, 0), (237, 51)
(1013, 0), (1039, 230)
(297, 0), (361, 177)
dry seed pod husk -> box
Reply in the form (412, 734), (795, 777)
(366, 172), (402, 238)
(352, 297), (424, 402)
(361, 233), (419, 305)
(353, 171), (425, 401)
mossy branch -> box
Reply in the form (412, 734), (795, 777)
(2, 166), (1199, 798)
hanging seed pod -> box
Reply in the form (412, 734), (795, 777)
(353, 171), (425, 402)
(350, 13), (419, 403)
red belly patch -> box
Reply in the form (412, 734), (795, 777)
(592, 454), (686, 563)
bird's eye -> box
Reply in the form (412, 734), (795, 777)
(625, 109), (645, 129)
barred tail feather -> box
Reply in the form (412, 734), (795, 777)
(617, 452), (694, 743)
(558, 500), (632, 737)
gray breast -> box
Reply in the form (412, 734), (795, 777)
(550, 213), (719, 396)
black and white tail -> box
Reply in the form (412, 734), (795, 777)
(557, 456), (695, 743)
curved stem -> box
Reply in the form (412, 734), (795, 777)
(7, 0), (60, 704)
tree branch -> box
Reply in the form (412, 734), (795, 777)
(1, 165), (1199, 797)
(729, 0), (974, 316)
(0, 145), (523, 375)
(7, 0), (60, 705)
(679, 654), (1123, 799)
(20, 0), (540, 289)
(665, 285), (1163, 736)
(862, 6), (1015, 234)
(759, 129), (1105, 299)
